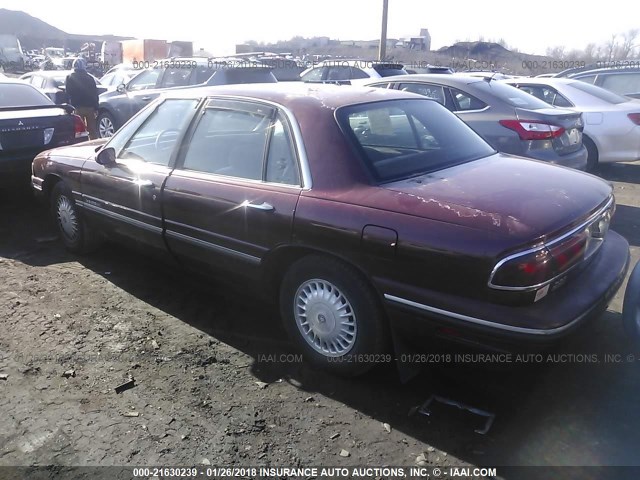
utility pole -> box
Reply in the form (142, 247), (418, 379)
(378, 0), (389, 61)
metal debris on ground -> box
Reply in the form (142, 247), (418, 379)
(339, 449), (350, 457)
(418, 394), (496, 435)
(123, 411), (139, 417)
(114, 376), (136, 394)
(330, 432), (340, 440)
(151, 340), (160, 350)
(255, 381), (268, 389)
(383, 422), (392, 433)
(61, 369), (76, 378)
(0, 373), (8, 380)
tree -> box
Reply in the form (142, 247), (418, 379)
(619, 29), (639, 59)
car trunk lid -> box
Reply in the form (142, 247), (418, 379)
(0, 107), (74, 152)
(378, 153), (611, 243)
(513, 106), (584, 155)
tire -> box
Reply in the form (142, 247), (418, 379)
(51, 182), (99, 254)
(97, 111), (116, 138)
(622, 260), (640, 344)
(279, 255), (389, 376)
(584, 136), (599, 173)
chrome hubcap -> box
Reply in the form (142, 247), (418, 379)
(56, 196), (79, 241)
(294, 279), (357, 357)
(99, 117), (114, 137)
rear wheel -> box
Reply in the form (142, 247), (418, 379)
(51, 182), (99, 253)
(97, 112), (116, 138)
(584, 136), (599, 172)
(280, 255), (388, 376)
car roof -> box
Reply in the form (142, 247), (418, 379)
(503, 77), (576, 85)
(160, 83), (423, 110)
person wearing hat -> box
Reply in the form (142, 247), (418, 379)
(65, 58), (99, 139)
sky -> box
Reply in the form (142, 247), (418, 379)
(3, 0), (639, 56)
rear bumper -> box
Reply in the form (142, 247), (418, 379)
(527, 145), (589, 171)
(386, 230), (630, 351)
(0, 153), (36, 187)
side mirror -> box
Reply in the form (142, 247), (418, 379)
(116, 83), (126, 93)
(96, 147), (117, 167)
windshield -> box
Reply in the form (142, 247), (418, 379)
(569, 80), (628, 104)
(0, 83), (52, 107)
(337, 99), (495, 182)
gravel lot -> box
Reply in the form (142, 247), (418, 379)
(1, 163), (639, 478)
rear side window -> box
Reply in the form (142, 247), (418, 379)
(515, 85), (573, 107)
(569, 80), (628, 104)
(450, 88), (487, 111)
(182, 103), (271, 180)
(338, 99), (495, 181)
(160, 67), (193, 88)
(599, 73), (640, 95)
(0, 83), (51, 106)
(398, 83), (446, 105)
(327, 66), (353, 81)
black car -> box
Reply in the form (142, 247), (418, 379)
(96, 58), (278, 138)
(20, 70), (107, 105)
(0, 79), (89, 187)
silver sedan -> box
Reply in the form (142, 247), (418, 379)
(504, 77), (640, 170)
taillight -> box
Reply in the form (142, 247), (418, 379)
(628, 113), (640, 125)
(490, 203), (612, 290)
(72, 114), (88, 139)
(499, 119), (565, 141)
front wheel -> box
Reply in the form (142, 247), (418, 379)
(51, 182), (99, 253)
(280, 256), (389, 376)
(97, 111), (116, 138)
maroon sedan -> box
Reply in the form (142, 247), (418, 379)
(31, 84), (630, 375)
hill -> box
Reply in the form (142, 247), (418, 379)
(0, 8), (132, 49)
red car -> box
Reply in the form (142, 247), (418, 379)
(31, 84), (630, 375)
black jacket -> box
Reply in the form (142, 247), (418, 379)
(65, 70), (98, 109)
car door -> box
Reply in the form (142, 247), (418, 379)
(162, 99), (303, 276)
(108, 69), (162, 126)
(80, 98), (200, 250)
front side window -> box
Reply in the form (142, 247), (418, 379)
(127, 69), (160, 91)
(600, 73), (640, 96)
(569, 80), (628, 104)
(338, 99), (495, 182)
(117, 99), (198, 166)
(301, 67), (325, 82)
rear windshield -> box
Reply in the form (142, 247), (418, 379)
(374, 65), (408, 77)
(568, 80), (628, 104)
(337, 99), (495, 182)
(0, 83), (52, 107)
(471, 80), (551, 109)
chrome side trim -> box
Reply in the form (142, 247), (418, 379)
(77, 201), (162, 234)
(81, 193), (163, 221)
(31, 176), (43, 191)
(488, 195), (614, 292)
(164, 229), (261, 264)
(384, 294), (583, 336)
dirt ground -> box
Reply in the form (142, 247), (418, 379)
(1, 163), (640, 478)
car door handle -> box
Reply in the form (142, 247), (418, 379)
(134, 179), (155, 188)
(141, 96), (152, 101)
(242, 201), (274, 212)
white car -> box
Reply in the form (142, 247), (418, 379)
(300, 59), (407, 85)
(504, 77), (640, 170)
